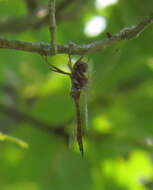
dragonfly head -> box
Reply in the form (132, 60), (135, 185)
(74, 61), (88, 73)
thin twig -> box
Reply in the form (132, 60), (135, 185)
(0, 12), (153, 56)
(48, 0), (57, 54)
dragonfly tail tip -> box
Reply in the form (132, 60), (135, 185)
(80, 148), (84, 158)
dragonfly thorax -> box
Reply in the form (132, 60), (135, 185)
(73, 60), (88, 73)
(71, 61), (88, 90)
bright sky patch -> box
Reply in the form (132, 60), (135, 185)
(84, 16), (107, 37)
(96, 0), (118, 9)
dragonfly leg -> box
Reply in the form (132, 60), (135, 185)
(75, 55), (85, 64)
(68, 54), (73, 72)
(43, 56), (70, 75)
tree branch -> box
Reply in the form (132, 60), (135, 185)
(0, 12), (153, 56)
(0, 103), (68, 140)
(0, 0), (77, 34)
(0, 103), (150, 152)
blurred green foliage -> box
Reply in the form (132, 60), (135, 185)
(0, 0), (153, 190)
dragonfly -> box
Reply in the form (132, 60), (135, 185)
(44, 54), (88, 157)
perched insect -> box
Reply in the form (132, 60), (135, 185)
(44, 55), (88, 156)
(68, 55), (88, 156)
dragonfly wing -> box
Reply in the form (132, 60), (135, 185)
(82, 91), (89, 130)
(68, 122), (77, 149)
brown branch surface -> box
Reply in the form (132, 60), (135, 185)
(0, 12), (153, 56)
